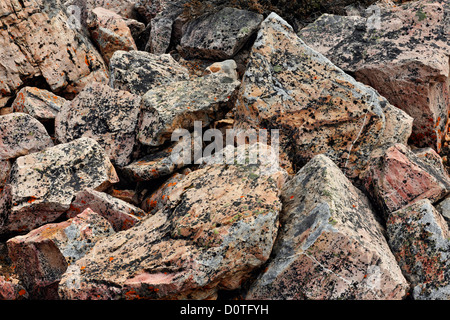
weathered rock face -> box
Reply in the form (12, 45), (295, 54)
(109, 50), (189, 96)
(58, 144), (286, 300)
(66, 188), (146, 231)
(7, 208), (114, 299)
(55, 82), (142, 167)
(246, 154), (409, 300)
(299, 1), (450, 152)
(205, 59), (239, 81)
(0, 160), (11, 187)
(11, 87), (67, 122)
(0, 275), (28, 300)
(138, 73), (240, 147)
(0, 113), (53, 161)
(387, 199), (450, 300)
(0, 0), (108, 100)
(235, 12), (413, 179)
(87, 7), (137, 65)
(180, 7), (263, 60)
(362, 143), (450, 218)
(0, 137), (119, 235)
(85, 0), (137, 19)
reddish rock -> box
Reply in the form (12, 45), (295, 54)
(362, 143), (450, 217)
(7, 208), (114, 299)
(0, 275), (28, 300)
(85, 0), (138, 19)
(0, 160), (11, 187)
(67, 188), (146, 231)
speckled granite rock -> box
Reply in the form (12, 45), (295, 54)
(0, 137), (119, 235)
(180, 7), (263, 60)
(66, 188), (146, 231)
(362, 143), (450, 218)
(246, 154), (409, 300)
(0, 113), (53, 160)
(0, 0), (108, 100)
(58, 144), (286, 300)
(0, 275), (28, 300)
(138, 73), (240, 147)
(87, 7), (137, 65)
(0, 160), (11, 187)
(7, 208), (114, 299)
(235, 12), (413, 179)
(205, 59), (239, 81)
(387, 199), (450, 300)
(85, 0), (137, 19)
(299, 1), (450, 152)
(55, 82), (142, 167)
(109, 50), (189, 96)
(11, 87), (66, 122)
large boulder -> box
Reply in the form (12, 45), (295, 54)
(299, 1), (450, 152)
(7, 208), (114, 299)
(0, 137), (119, 235)
(0, 0), (108, 100)
(109, 50), (189, 96)
(235, 12), (413, 179)
(246, 154), (409, 300)
(55, 83), (142, 167)
(58, 143), (286, 300)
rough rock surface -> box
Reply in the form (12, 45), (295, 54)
(55, 82), (142, 167)
(205, 59), (239, 81)
(0, 0), (108, 100)
(11, 87), (67, 122)
(362, 143), (450, 218)
(7, 208), (114, 299)
(387, 199), (450, 300)
(235, 12), (413, 179)
(138, 73), (240, 147)
(0, 160), (11, 187)
(58, 144), (286, 300)
(85, 0), (138, 19)
(246, 154), (409, 300)
(0, 113), (53, 160)
(180, 7), (263, 60)
(87, 7), (137, 65)
(299, 1), (450, 152)
(0, 137), (119, 235)
(66, 188), (146, 231)
(109, 50), (189, 96)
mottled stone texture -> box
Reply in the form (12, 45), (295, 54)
(362, 143), (450, 218)
(299, 1), (450, 152)
(180, 7), (263, 60)
(387, 199), (450, 300)
(109, 50), (189, 96)
(0, 137), (119, 235)
(58, 144), (286, 300)
(246, 154), (409, 300)
(7, 208), (114, 299)
(0, 0), (108, 100)
(235, 12), (413, 179)
(55, 82), (142, 167)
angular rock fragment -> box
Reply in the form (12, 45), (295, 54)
(180, 7), (263, 60)
(66, 188), (146, 231)
(205, 59), (239, 81)
(85, 0), (138, 19)
(138, 73), (240, 147)
(299, 1), (450, 151)
(7, 208), (114, 299)
(235, 12), (413, 178)
(11, 87), (67, 122)
(0, 137), (119, 235)
(247, 154), (409, 300)
(55, 83), (142, 167)
(58, 143), (286, 300)
(109, 50), (189, 96)
(87, 7), (138, 65)
(362, 143), (450, 218)
(0, 275), (28, 300)
(387, 199), (450, 300)
(0, 113), (53, 161)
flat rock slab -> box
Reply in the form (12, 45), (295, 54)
(235, 12), (413, 179)
(180, 7), (263, 60)
(55, 82), (142, 167)
(109, 50), (189, 96)
(0, 113), (53, 161)
(66, 188), (146, 231)
(0, 137), (119, 235)
(247, 154), (409, 300)
(7, 208), (114, 299)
